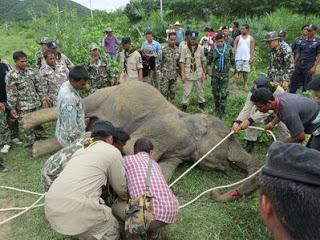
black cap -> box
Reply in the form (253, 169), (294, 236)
(215, 32), (224, 40)
(306, 24), (318, 32)
(185, 30), (191, 37)
(189, 31), (198, 38)
(47, 41), (58, 49)
(307, 75), (320, 91)
(92, 120), (115, 136)
(121, 37), (131, 45)
(262, 142), (320, 187)
(301, 24), (309, 30)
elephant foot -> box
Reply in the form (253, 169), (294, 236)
(211, 189), (241, 202)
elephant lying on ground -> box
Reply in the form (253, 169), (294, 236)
(23, 81), (260, 202)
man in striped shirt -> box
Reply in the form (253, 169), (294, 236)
(113, 138), (179, 239)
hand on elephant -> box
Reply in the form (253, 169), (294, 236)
(281, 80), (289, 92)
(211, 189), (241, 202)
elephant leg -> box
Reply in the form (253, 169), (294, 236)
(158, 158), (183, 183)
(32, 138), (62, 158)
(211, 140), (261, 202)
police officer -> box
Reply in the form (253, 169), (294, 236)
(290, 24), (320, 93)
(180, 31), (206, 112)
(118, 37), (143, 83)
(291, 24), (309, 59)
(265, 32), (294, 91)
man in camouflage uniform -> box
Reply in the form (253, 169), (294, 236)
(159, 32), (180, 102)
(35, 37), (49, 69)
(265, 32), (294, 91)
(208, 33), (233, 118)
(45, 41), (74, 70)
(6, 51), (43, 147)
(85, 43), (113, 93)
(39, 49), (69, 107)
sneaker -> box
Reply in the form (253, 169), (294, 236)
(12, 138), (23, 145)
(0, 144), (11, 154)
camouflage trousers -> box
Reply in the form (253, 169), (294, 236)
(17, 109), (44, 147)
(0, 111), (11, 146)
(212, 73), (230, 119)
(160, 78), (177, 103)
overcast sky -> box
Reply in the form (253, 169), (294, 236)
(72, 0), (130, 12)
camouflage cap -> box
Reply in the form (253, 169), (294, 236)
(142, 45), (155, 57)
(88, 43), (99, 51)
(263, 141), (320, 186)
(38, 37), (49, 45)
(263, 31), (281, 41)
(278, 30), (287, 38)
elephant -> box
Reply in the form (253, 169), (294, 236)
(23, 81), (261, 202)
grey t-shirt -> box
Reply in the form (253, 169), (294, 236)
(277, 93), (320, 136)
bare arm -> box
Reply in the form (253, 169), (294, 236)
(138, 68), (143, 81)
(233, 36), (239, 55)
(285, 132), (305, 143)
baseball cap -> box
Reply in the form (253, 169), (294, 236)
(88, 43), (99, 51)
(47, 41), (58, 49)
(306, 24), (318, 32)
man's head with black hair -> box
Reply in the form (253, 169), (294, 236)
(250, 88), (275, 113)
(233, 21), (239, 28)
(69, 66), (89, 91)
(91, 120), (115, 144)
(134, 138), (154, 154)
(145, 30), (154, 44)
(43, 49), (57, 67)
(113, 128), (130, 155)
(13, 51), (28, 70)
(241, 24), (249, 35)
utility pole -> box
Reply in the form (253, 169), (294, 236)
(89, 0), (93, 22)
(160, 0), (163, 21)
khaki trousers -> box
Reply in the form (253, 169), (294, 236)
(182, 79), (206, 105)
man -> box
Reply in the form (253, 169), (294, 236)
(113, 138), (179, 240)
(251, 88), (320, 150)
(39, 49), (69, 107)
(159, 32), (180, 102)
(174, 21), (185, 46)
(265, 32), (294, 91)
(55, 66), (88, 147)
(290, 24), (320, 93)
(103, 27), (120, 61)
(200, 27), (213, 57)
(221, 25), (234, 47)
(291, 24), (309, 59)
(141, 31), (161, 56)
(35, 37), (49, 68)
(232, 76), (289, 153)
(45, 121), (128, 240)
(178, 29), (191, 54)
(180, 31), (206, 112)
(118, 37), (143, 83)
(85, 43), (114, 93)
(6, 51), (43, 147)
(208, 33), (233, 118)
(46, 40), (74, 70)
(139, 45), (157, 87)
(260, 141), (320, 240)
(233, 24), (255, 90)
(232, 21), (241, 39)
(42, 126), (130, 191)
(0, 58), (12, 154)
(307, 75), (320, 104)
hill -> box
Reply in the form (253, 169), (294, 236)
(0, 0), (90, 22)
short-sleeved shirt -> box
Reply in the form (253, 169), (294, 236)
(276, 92), (320, 136)
(119, 50), (143, 81)
(103, 36), (119, 54)
(55, 81), (85, 147)
(123, 152), (179, 224)
(141, 40), (161, 56)
(179, 44), (206, 80)
(175, 28), (185, 44)
(297, 37), (320, 65)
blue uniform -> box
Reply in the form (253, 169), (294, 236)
(290, 37), (320, 93)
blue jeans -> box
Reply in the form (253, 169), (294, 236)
(108, 53), (117, 61)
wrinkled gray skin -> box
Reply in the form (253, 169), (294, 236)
(23, 81), (260, 202)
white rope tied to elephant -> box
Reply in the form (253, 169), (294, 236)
(177, 126), (277, 209)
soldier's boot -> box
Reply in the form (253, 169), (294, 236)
(181, 105), (188, 112)
(198, 102), (205, 109)
(244, 140), (255, 153)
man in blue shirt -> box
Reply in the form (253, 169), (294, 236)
(174, 21), (185, 45)
(290, 24), (320, 93)
(141, 31), (161, 56)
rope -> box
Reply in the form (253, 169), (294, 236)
(169, 131), (235, 188)
(0, 204), (45, 212)
(0, 186), (43, 196)
(176, 126), (277, 209)
(0, 194), (45, 226)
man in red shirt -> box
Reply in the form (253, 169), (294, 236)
(113, 138), (179, 239)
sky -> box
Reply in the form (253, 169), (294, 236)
(72, 0), (130, 12)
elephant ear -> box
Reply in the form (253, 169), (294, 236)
(184, 114), (208, 141)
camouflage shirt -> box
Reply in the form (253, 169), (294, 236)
(160, 45), (180, 80)
(55, 81), (86, 147)
(41, 52), (74, 70)
(35, 50), (44, 68)
(41, 132), (91, 191)
(6, 68), (42, 111)
(85, 56), (113, 92)
(208, 43), (233, 74)
(267, 43), (294, 83)
(39, 63), (69, 105)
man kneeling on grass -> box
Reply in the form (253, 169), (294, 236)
(45, 121), (128, 240)
(113, 138), (179, 240)
(260, 142), (320, 240)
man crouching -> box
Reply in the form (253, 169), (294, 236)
(45, 121), (128, 240)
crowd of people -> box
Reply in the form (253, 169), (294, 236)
(0, 20), (320, 240)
